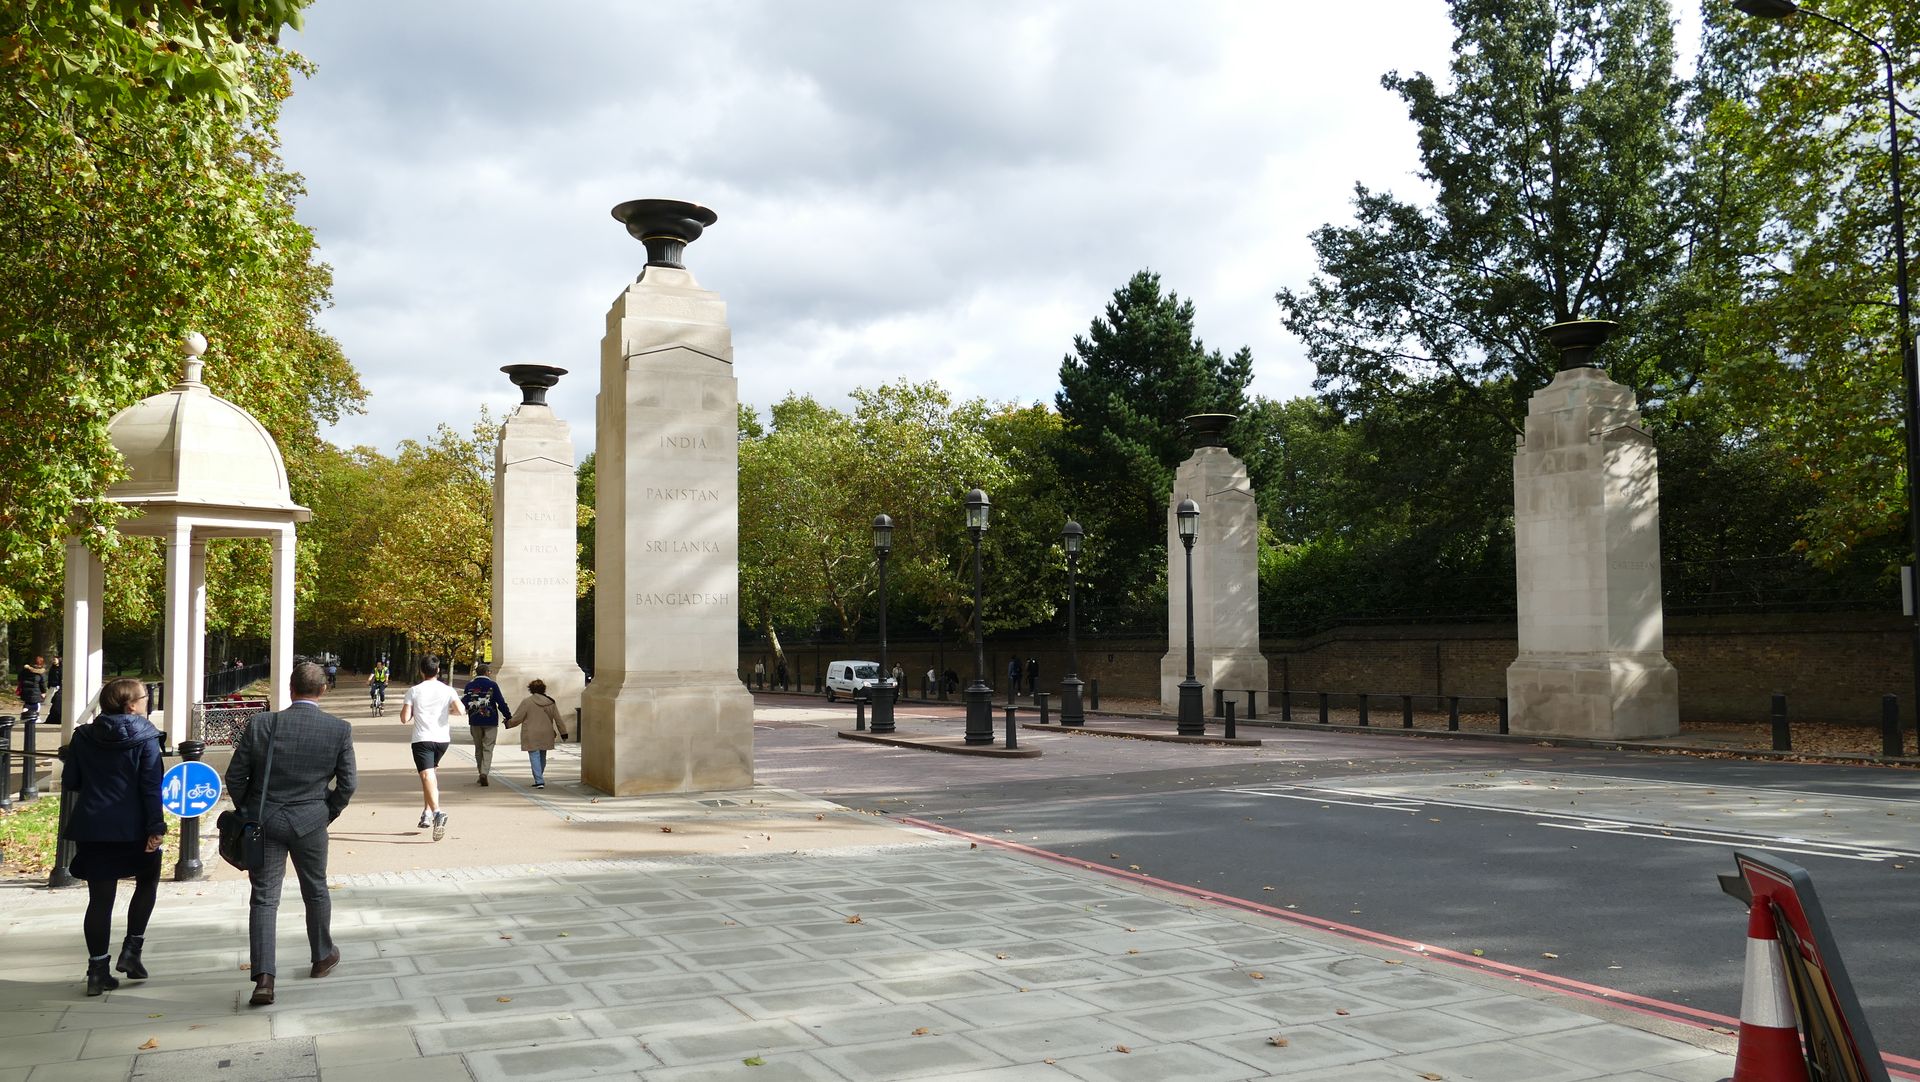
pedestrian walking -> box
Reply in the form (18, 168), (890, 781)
(925, 666), (936, 698)
(504, 678), (570, 788)
(17, 654), (48, 726)
(60, 677), (165, 997)
(461, 663), (511, 786)
(1007, 656), (1022, 692)
(398, 656), (466, 840)
(890, 663), (904, 690)
(224, 660), (356, 1007)
(753, 659), (765, 688)
(323, 657), (338, 689)
(775, 659), (788, 690)
(1027, 657), (1039, 695)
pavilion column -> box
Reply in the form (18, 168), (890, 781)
(61, 537), (105, 742)
(162, 523), (194, 745)
(270, 526), (294, 709)
(188, 538), (208, 719)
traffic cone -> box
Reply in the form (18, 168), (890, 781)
(1730, 901), (1808, 1082)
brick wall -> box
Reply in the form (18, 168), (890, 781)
(746, 612), (1910, 723)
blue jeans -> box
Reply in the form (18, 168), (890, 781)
(529, 749), (547, 785)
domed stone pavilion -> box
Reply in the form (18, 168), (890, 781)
(62, 334), (310, 744)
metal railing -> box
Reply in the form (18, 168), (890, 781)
(1215, 688), (1511, 734)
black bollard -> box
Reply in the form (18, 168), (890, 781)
(1317, 691), (1329, 724)
(1224, 701), (1236, 741)
(1281, 689), (1293, 723)
(1007, 681), (1016, 706)
(1088, 679), (1100, 711)
(1770, 693), (1789, 752)
(1036, 692), (1049, 725)
(1213, 688), (1224, 718)
(47, 787), (78, 888)
(1246, 689), (1257, 721)
(1447, 696), (1460, 732)
(1882, 695), (1903, 758)
(1357, 693), (1369, 727)
(1498, 698), (1510, 735)
(1401, 694), (1414, 729)
(174, 741), (206, 881)
(1004, 706), (1018, 750)
(18, 713), (38, 801)
(0, 716), (12, 812)
(855, 701), (867, 732)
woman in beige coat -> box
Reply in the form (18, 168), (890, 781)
(503, 679), (569, 789)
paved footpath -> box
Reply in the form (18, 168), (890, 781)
(0, 694), (1738, 1081)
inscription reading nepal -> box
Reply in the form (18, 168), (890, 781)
(523, 511), (564, 522)
(645, 486), (722, 502)
(644, 539), (723, 554)
(634, 591), (731, 606)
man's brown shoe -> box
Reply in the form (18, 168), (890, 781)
(249, 974), (275, 1006)
(478, 775), (489, 786)
(310, 948), (340, 979)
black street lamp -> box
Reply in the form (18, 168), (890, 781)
(1734, 0), (1920, 728)
(1059, 519), (1086, 727)
(963, 489), (995, 745)
(871, 514), (896, 735)
(1175, 497), (1205, 736)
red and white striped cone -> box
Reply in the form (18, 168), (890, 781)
(1730, 901), (1808, 1082)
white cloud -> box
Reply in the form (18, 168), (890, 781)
(282, 0), (1469, 458)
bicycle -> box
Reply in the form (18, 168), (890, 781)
(369, 682), (387, 717)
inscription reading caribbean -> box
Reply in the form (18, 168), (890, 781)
(644, 487), (722, 502)
(513, 576), (570, 586)
(634, 592), (730, 606)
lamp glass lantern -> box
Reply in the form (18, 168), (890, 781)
(966, 488), (990, 533)
(963, 488), (994, 744)
(1175, 497), (1204, 735)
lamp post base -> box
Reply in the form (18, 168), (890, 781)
(870, 682), (896, 735)
(1177, 679), (1206, 736)
(173, 740), (207, 882)
(964, 682), (995, 745)
(1059, 676), (1085, 727)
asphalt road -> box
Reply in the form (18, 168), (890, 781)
(756, 701), (1920, 1062)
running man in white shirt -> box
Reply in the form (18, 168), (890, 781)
(398, 656), (466, 841)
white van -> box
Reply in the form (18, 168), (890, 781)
(824, 660), (881, 702)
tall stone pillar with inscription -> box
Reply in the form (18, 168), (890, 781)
(579, 199), (754, 794)
(1158, 414), (1269, 714)
(490, 364), (587, 721)
(1508, 320), (1678, 739)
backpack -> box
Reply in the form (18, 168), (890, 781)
(463, 685), (496, 722)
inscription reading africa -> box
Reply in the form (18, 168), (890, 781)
(645, 539), (723, 554)
(634, 592), (730, 606)
(645, 487), (722, 501)
(521, 544), (562, 554)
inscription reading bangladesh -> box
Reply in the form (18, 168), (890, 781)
(645, 487), (721, 502)
(634, 592), (730, 606)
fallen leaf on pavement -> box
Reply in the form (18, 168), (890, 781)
(497, 996), (513, 1003)
(500, 934), (513, 940)
(1267, 1036), (1290, 1047)
(845, 915), (864, 924)
(1262, 886), (1275, 891)
(1249, 971), (1266, 980)
(1420, 1074), (1444, 1080)
(911, 1027), (931, 1036)
(1471, 948), (1485, 957)
(659, 826), (673, 833)
(1334, 1008), (1350, 1016)
(1384, 960), (1403, 966)
(556, 932), (571, 937)
(1541, 952), (1559, 959)
(138, 1039), (158, 1050)
(1128, 864), (1141, 871)
(970, 842), (978, 849)
(742, 1056), (765, 1066)
(1126, 949), (1140, 955)
(1115, 1045), (1132, 1054)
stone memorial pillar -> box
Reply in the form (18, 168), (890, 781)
(579, 199), (754, 794)
(490, 364), (587, 720)
(1160, 414), (1269, 713)
(1507, 320), (1679, 739)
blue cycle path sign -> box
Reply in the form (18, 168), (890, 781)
(161, 761), (222, 819)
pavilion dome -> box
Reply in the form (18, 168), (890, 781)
(104, 341), (306, 514)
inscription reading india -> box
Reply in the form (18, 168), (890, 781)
(634, 592), (730, 606)
(658, 435), (712, 449)
(645, 487), (722, 502)
(645, 539), (723, 554)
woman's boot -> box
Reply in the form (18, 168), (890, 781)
(86, 956), (119, 997)
(117, 936), (148, 980)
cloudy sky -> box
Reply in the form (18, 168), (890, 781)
(282, 2), (1500, 459)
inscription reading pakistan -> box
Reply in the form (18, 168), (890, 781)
(644, 487), (721, 502)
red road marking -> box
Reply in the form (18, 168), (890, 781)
(900, 816), (1920, 1078)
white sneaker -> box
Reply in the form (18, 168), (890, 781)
(431, 812), (448, 841)
(417, 810), (432, 830)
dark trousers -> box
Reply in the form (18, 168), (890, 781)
(248, 817), (332, 977)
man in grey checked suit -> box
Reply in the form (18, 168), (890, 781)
(225, 659), (357, 1006)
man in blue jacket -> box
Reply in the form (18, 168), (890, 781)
(225, 660), (356, 1006)
(461, 663), (511, 786)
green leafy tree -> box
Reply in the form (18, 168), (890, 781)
(1055, 270), (1253, 630)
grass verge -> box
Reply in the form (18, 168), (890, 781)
(0, 794), (59, 877)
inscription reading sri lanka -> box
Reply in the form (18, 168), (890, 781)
(634, 592), (730, 606)
(644, 539), (723, 553)
(644, 486), (721, 502)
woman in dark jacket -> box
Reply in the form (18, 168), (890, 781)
(61, 677), (167, 996)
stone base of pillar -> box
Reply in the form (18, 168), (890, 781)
(579, 678), (753, 795)
(1158, 653), (1269, 716)
(1506, 653), (1679, 740)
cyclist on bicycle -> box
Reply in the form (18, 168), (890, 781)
(368, 658), (390, 715)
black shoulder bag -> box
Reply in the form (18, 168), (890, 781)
(216, 719), (277, 872)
